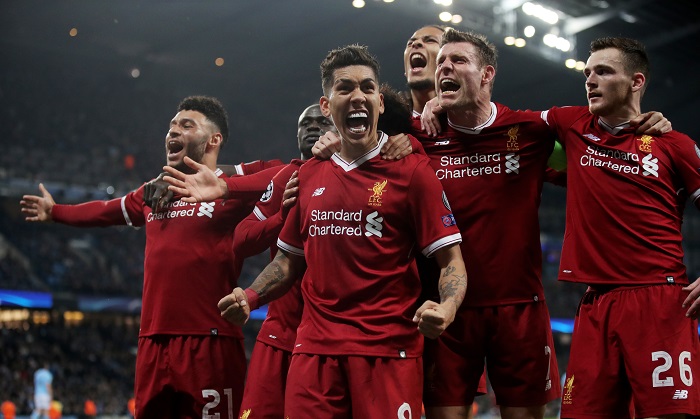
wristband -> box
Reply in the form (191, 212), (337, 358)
(244, 288), (261, 311)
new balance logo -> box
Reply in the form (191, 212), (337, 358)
(584, 133), (601, 142)
(642, 153), (659, 177)
(673, 389), (688, 399)
(197, 202), (215, 218)
(505, 153), (520, 174)
(365, 211), (384, 238)
(435, 140), (450, 145)
(312, 187), (325, 197)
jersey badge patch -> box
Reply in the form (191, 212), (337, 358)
(505, 125), (520, 151)
(442, 214), (456, 227)
(367, 179), (388, 207)
(637, 135), (654, 153)
(562, 375), (574, 405)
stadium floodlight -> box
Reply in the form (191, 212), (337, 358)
(565, 59), (577, 69)
(439, 11), (453, 22)
(352, 0), (365, 8)
(523, 25), (536, 38)
(522, 2), (559, 25)
(451, 14), (463, 24)
(504, 36), (516, 45)
(514, 38), (526, 47)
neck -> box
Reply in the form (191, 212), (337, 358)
(201, 153), (218, 171)
(339, 132), (379, 162)
(411, 88), (436, 113)
(597, 101), (642, 128)
(447, 97), (493, 128)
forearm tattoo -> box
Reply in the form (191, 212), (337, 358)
(252, 254), (289, 305)
(439, 264), (466, 304)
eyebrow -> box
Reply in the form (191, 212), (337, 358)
(335, 77), (377, 85)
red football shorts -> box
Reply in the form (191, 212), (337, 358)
(424, 301), (560, 407)
(284, 354), (422, 419)
(561, 284), (700, 418)
(238, 341), (292, 418)
(135, 335), (246, 419)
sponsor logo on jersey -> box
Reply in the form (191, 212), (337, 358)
(673, 389), (688, 399)
(637, 135), (654, 153)
(562, 375), (574, 405)
(666, 276), (675, 283)
(642, 154), (659, 177)
(505, 125), (520, 151)
(197, 202), (215, 218)
(505, 153), (520, 174)
(312, 187), (325, 197)
(435, 140), (451, 145)
(368, 179), (388, 207)
(365, 211), (384, 238)
(583, 133), (601, 142)
(260, 180), (274, 202)
(442, 214), (457, 227)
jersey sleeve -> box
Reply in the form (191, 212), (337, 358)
(277, 199), (304, 256)
(666, 134), (700, 206)
(223, 165), (285, 201)
(232, 164), (298, 258)
(51, 186), (146, 227)
(408, 158), (462, 257)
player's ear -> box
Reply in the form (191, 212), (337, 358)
(631, 72), (645, 93)
(208, 132), (223, 149)
(319, 96), (332, 118)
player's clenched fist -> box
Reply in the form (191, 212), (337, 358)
(218, 287), (251, 326)
(413, 300), (456, 340)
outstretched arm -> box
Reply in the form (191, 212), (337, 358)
(217, 250), (305, 326)
(20, 183), (55, 222)
(413, 244), (467, 339)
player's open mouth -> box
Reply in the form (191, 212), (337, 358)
(167, 140), (184, 156)
(440, 78), (460, 94)
(347, 111), (368, 134)
(410, 53), (427, 72)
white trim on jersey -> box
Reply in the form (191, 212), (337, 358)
(422, 233), (462, 258)
(234, 164), (245, 175)
(120, 196), (133, 226)
(412, 109), (421, 118)
(253, 206), (267, 221)
(448, 102), (498, 134)
(214, 168), (224, 177)
(330, 132), (389, 172)
(598, 118), (631, 135)
(277, 238), (304, 256)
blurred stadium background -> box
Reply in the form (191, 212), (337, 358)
(1, 0), (698, 417)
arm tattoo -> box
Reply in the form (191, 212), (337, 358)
(439, 263), (466, 304)
(251, 253), (294, 305)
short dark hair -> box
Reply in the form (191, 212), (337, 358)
(590, 37), (649, 80)
(378, 84), (412, 136)
(320, 45), (380, 95)
(177, 96), (229, 146)
(441, 28), (498, 73)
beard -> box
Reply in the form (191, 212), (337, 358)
(407, 78), (434, 92)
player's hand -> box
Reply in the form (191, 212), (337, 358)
(413, 300), (455, 339)
(143, 173), (174, 212)
(162, 157), (227, 203)
(20, 183), (55, 222)
(682, 278), (700, 319)
(280, 171), (299, 220)
(631, 111), (671, 135)
(420, 97), (444, 137)
(312, 131), (341, 160)
(218, 287), (251, 326)
(380, 133), (412, 160)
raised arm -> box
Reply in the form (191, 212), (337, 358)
(413, 244), (467, 339)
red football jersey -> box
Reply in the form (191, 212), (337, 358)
(234, 160), (305, 352)
(544, 105), (700, 285)
(51, 168), (263, 337)
(412, 102), (556, 306)
(277, 133), (461, 358)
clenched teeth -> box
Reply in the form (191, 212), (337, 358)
(440, 78), (460, 92)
